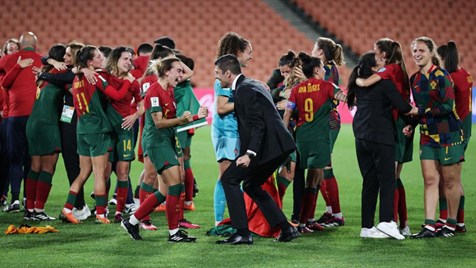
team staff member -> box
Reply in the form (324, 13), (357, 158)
(1, 32), (42, 213)
(214, 54), (298, 245)
(356, 38), (413, 235)
(283, 53), (346, 234)
(0, 38), (20, 207)
(310, 37), (345, 227)
(121, 57), (207, 242)
(436, 41), (472, 233)
(347, 52), (416, 240)
(408, 37), (464, 238)
(211, 32), (252, 226)
(59, 45), (133, 224)
(103, 47), (143, 223)
(24, 44), (67, 221)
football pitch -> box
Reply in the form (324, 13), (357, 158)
(1, 125), (475, 267)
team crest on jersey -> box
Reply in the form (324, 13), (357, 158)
(151, 97), (159, 107)
(430, 80), (437, 90)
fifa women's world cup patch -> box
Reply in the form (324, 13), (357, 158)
(151, 97), (160, 107)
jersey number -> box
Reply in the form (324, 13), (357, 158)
(76, 92), (89, 113)
(304, 98), (314, 122)
(123, 139), (132, 152)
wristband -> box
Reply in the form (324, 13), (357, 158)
(192, 114), (199, 121)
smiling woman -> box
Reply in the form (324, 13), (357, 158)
(121, 56), (208, 242)
(409, 36), (465, 239)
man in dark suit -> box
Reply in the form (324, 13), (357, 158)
(214, 54), (299, 245)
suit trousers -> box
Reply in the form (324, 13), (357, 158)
(355, 138), (395, 228)
(221, 153), (289, 230)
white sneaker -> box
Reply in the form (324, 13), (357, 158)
(360, 227), (390, 238)
(400, 225), (411, 236)
(73, 205), (92, 221)
(125, 203), (137, 214)
(377, 221), (405, 240)
(109, 197), (117, 206)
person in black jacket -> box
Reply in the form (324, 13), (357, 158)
(347, 52), (417, 240)
(214, 54), (299, 245)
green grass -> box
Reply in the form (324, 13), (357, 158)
(1, 125), (476, 267)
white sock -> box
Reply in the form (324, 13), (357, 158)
(129, 215), (140, 225)
(34, 208), (45, 213)
(169, 228), (179, 235)
(215, 221), (221, 226)
(333, 212), (343, 219)
(184, 201), (192, 206)
(326, 206), (332, 214)
(63, 208), (72, 213)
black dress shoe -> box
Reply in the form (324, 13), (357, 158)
(276, 226), (300, 242)
(216, 233), (253, 245)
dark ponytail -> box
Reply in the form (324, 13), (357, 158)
(299, 52), (321, 79)
(347, 51), (377, 109)
(437, 41), (459, 73)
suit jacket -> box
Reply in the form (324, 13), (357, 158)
(352, 79), (411, 145)
(233, 75), (296, 166)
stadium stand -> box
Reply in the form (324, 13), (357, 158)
(291, 0), (475, 77)
(0, 0), (322, 89)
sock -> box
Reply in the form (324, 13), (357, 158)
(396, 178), (407, 228)
(424, 219), (436, 231)
(299, 187), (317, 224)
(133, 190), (166, 220)
(445, 218), (457, 231)
(438, 197), (448, 221)
(116, 180), (129, 213)
(214, 179), (226, 223)
(321, 170), (331, 207)
(95, 194), (107, 215)
(129, 215), (140, 225)
(457, 195), (465, 224)
(25, 170), (40, 210)
(277, 175), (291, 201)
(325, 168), (341, 214)
(139, 182), (154, 221)
(64, 191), (78, 210)
(169, 228), (179, 236)
(178, 185), (185, 220)
(166, 184), (182, 230)
(308, 184), (320, 221)
(184, 160), (194, 202)
(35, 171), (53, 210)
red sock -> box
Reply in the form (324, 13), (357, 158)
(397, 185), (408, 228)
(300, 188), (317, 223)
(184, 168), (194, 202)
(35, 171), (53, 210)
(95, 194), (107, 215)
(179, 189), (185, 220)
(326, 176), (341, 214)
(457, 196), (465, 224)
(134, 191), (165, 220)
(116, 180), (128, 213)
(166, 184), (182, 230)
(320, 179), (331, 207)
(139, 182), (154, 221)
(25, 171), (40, 210)
(393, 187), (399, 223)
